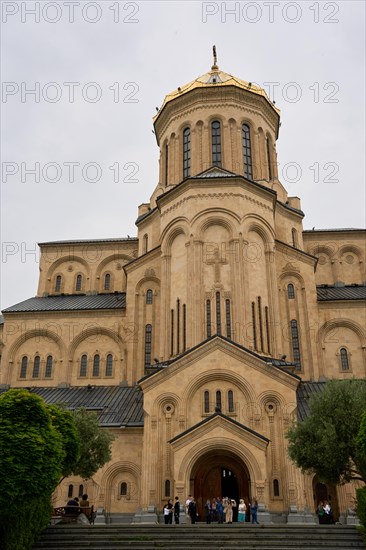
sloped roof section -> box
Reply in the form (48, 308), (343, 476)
(296, 381), (327, 421)
(193, 166), (238, 179)
(0, 385), (144, 427)
(317, 285), (366, 301)
(2, 293), (126, 313)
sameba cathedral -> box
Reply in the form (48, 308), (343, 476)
(1, 50), (365, 524)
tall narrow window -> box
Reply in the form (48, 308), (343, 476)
(20, 356), (28, 378)
(146, 289), (153, 304)
(145, 324), (152, 367)
(183, 304), (187, 352)
(104, 273), (111, 291)
(80, 354), (87, 377)
(291, 228), (298, 248)
(265, 306), (271, 354)
(258, 297), (264, 351)
(273, 479), (280, 497)
(55, 275), (62, 292)
(251, 302), (257, 351)
(92, 354), (100, 377)
(290, 319), (301, 367)
(121, 482), (127, 496)
(68, 485), (73, 498)
(225, 299), (231, 339)
(105, 354), (113, 376)
(45, 355), (53, 378)
(204, 390), (210, 413)
(176, 299), (180, 354)
(228, 390), (234, 413)
(76, 274), (82, 291)
(216, 291), (221, 336)
(78, 485), (84, 498)
(211, 120), (222, 166)
(170, 310), (174, 356)
(183, 127), (191, 178)
(266, 136), (272, 180)
(287, 283), (295, 299)
(165, 143), (169, 186)
(242, 124), (253, 179)
(33, 355), (40, 378)
(340, 348), (349, 370)
(216, 390), (222, 411)
(165, 479), (171, 497)
(143, 234), (148, 254)
(206, 300), (212, 338)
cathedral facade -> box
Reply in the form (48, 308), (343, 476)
(1, 57), (365, 524)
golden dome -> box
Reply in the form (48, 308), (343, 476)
(154, 66), (280, 121)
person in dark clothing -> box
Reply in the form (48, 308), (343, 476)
(174, 496), (180, 524)
(65, 497), (80, 515)
(163, 499), (173, 524)
(188, 498), (198, 524)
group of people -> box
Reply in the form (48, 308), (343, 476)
(316, 500), (334, 524)
(163, 495), (260, 524)
(65, 494), (90, 515)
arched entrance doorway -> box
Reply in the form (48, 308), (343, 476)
(313, 477), (339, 522)
(191, 449), (250, 522)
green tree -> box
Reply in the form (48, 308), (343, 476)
(47, 404), (81, 479)
(287, 379), (366, 484)
(0, 390), (65, 550)
(70, 408), (115, 480)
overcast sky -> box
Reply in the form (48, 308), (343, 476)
(1, 0), (365, 310)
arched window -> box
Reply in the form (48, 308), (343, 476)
(266, 136), (272, 180)
(78, 484), (84, 497)
(33, 355), (40, 378)
(265, 306), (271, 354)
(292, 228), (298, 248)
(165, 143), (169, 186)
(176, 299), (180, 354)
(204, 390), (210, 413)
(258, 296), (264, 351)
(290, 319), (301, 367)
(226, 299), (231, 339)
(146, 289), (153, 304)
(104, 273), (111, 291)
(228, 390), (234, 413)
(340, 348), (350, 371)
(92, 354), (100, 377)
(143, 234), (148, 254)
(211, 120), (222, 166)
(287, 283), (295, 299)
(216, 390), (222, 411)
(76, 274), (82, 291)
(55, 275), (62, 292)
(20, 356), (28, 378)
(216, 291), (221, 336)
(121, 482), (127, 496)
(45, 355), (53, 378)
(145, 324), (152, 368)
(68, 484), (73, 498)
(273, 479), (280, 497)
(242, 124), (253, 179)
(183, 127), (191, 178)
(165, 479), (171, 497)
(80, 354), (87, 377)
(105, 354), (113, 376)
(206, 299), (212, 338)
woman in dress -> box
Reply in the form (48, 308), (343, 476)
(238, 498), (246, 523)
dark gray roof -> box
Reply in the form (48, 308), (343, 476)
(39, 237), (137, 246)
(0, 385), (144, 427)
(303, 228), (365, 233)
(194, 166), (238, 178)
(296, 381), (327, 421)
(317, 285), (366, 301)
(0, 315), (4, 325)
(2, 293), (126, 313)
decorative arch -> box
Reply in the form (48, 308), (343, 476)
(68, 326), (125, 360)
(7, 328), (66, 364)
(338, 244), (362, 259)
(95, 253), (134, 279)
(100, 460), (142, 489)
(193, 210), (238, 241)
(46, 254), (91, 280)
(134, 276), (161, 294)
(318, 318), (366, 348)
(152, 392), (180, 416)
(161, 223), (189, 255)
(178, 437), (263, 482)
(243, 217), (276, 249)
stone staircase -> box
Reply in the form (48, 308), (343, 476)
(32, 524), (365, 549)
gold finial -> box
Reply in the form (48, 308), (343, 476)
(211, 45), (218, 70)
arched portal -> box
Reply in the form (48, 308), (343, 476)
(190, 449), (250, 522)
(313, 477), (339, 522)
